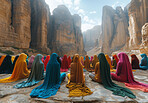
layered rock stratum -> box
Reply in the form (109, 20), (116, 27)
(86, 0), (148, 55)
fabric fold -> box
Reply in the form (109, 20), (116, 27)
(14, 54), (44, 88)
(30, 53), (66, 98)
(0, 53), (30, 83)
(66, 54), (92, 97)
(111, 52), (148, 92)
(98, 53), (136, 99)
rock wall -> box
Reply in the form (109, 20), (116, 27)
(0, 2), (86, 55)
(128, 0), (148, 49)
(0, 0), (20, 47)
(83, 25), (102, 51)
(12, 0), (31, 48)
(48, 5), (85, 56)
(30, 0), (50, 53)
(100, 6), (129, 55)
(140, 23), (148, 55)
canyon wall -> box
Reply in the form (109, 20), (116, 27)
(100, 6), (129, 55)
(48, 5), (85, 56)
(128, 0), (148, 49)
(83, 25), (102, 51)
(12, 0), (31, 48)
(0, 1), (85, 55)
(30, 0), (50, 53)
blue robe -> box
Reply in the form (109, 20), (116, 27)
(139, 54), (148, 70)
(30, 53), (66, 98)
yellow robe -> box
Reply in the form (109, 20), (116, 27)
(92, 55), (99, 69)
(0, 53), (30, 83)
(105, 55), (116, 72)
(66, 54), (92, 97)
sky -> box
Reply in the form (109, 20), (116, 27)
(45, 0), (131, 32)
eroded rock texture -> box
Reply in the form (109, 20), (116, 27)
(83, 25), (102, 51)
(128, 0), (148, 49)
(12, 0), (31, 48)
(30, 0), (50, 53)
(100, 6), (129, 55)
(140, 23), (148, 55)
(0, 0), (20, 47)
(48, 5), (85, 56)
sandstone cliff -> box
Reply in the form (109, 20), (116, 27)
(0, 1), (86, 55)
(30, 0), (50, 53)
(48, 5), (85, 56)
(12, 0), (31, 48)
(100, 6), (129, 55)
(0, 0), (27, 48)
(83, 25), (102, 51)
(128, 0), (148, 49)
(140, 23), (148, 55)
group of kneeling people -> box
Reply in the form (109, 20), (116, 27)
(0, 52), (148, 99)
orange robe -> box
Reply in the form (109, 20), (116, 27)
(0, 55), (6, 66)
(84, 55), (90, 69)
(0, 53), (30, 83)
(105, 55), (116, 72)
(92, 55), (99, 69)
(66, 54), (92, 97)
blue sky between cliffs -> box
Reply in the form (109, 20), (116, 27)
(45, 0), (131, 32)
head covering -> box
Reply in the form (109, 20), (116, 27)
(68, 56), (72, 68)
(11, 56), (15, 63)
(66, 54), (93, 97)
(30, 53), (65, 98)
(111, 52), (148, 92)
(90, 56), (93, 62)
(12, 55), (19, 70)
(27, 55), (35, 69)
(14, 54), (44, 88)
(0, 55), (6, 66)
(84, 55), (90, 69)
(92, 55), (99, 69)
(0, 53), (30, 83)
(105, 55), (116, 72)
(113, 54), (119, 64)
(139, 54), (148, 70)
(57, 56), (61, 67)
(70, 54), (84, 84)
(0, 55), (13, 74)
(44, 55), (50, 71)
(80, 56), (84, 66)
(98, 53), (136, 98)
(131, 54), (140, 69)
(60, 55), (69, 72)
